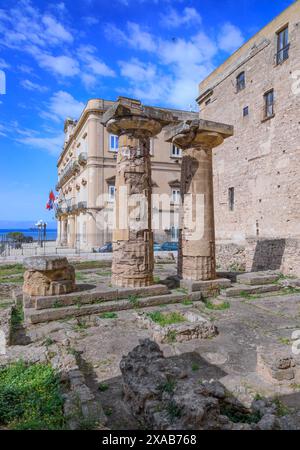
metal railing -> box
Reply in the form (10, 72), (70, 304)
(57, 160), (80, 189)
(56, 199), (87, 217)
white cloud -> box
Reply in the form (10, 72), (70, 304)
(0, 2), (73, 49)
(0, 0), (114, 84)
(105, 22), (157, 52)
(17, 133), (65, 156)
(105, 18), (244, 109)
(218, 22), (245, 53)
(119, 58), (157, 82)
(37, 53), (80, 77)
(118, 59), (170, 103)
(127, 22), (157, 51)
(17, 64), (33, 74)
(106, 21), (217, 108)
(0, 58), (10, 69)
(41, 15), (73, 45)
(20, 79), (48, 93)
(159, 32), (217, 67)
(82, 16), (99, 26)
(78, 45), (115, 79)
(0, 123), (7, 137)
(46, 91), (85, 121)
(0, 120), (63, 156)
(160, 7), (202, 29)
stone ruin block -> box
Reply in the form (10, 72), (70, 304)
(23, 256), (75, 297)
(136, 309), (218, 343)
(257, 345), (300, 384)
(120, 339), (297, 430)
(180, 278), (231, 296)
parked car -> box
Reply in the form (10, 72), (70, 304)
(160, 241), (178, 251)
(97, 242), (112, 253)
(153, 242), (162, 251)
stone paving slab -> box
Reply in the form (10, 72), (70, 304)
(34, 284), (169, 310)
(236, 272), (279, 286)
(25, 292), (193, 324)
(221, 283), (282, 298)
(180, 278), (231, 294)
(243, 293), (300, 318)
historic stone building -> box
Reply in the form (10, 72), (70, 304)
(56, 98), (196, 251)
(198, 1), (300, 276)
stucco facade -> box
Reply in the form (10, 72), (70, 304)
(56, 98), (196, 251)
(198, 1), (300, 275)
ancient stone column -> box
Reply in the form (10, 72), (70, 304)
(57, 219), (62, 245)
(86, 111), (102, 249)
(102, 97), (173, 288)
(165, 119), (233, 281)
(61, 218), (68, 246)
(67, 215), (75, 248)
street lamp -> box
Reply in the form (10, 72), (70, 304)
(35, 220), (47, 247)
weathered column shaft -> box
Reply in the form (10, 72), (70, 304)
(102, 97), (173, 288)
(180, 146), (215, 281)
(165, 119), (233, 282)
(112, 133), (153, 287)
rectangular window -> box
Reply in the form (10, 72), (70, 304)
(243, 106), (249, 117)
(108, 185), (116, 202)
(171, 189), (180, 204)
(109, 134), (119, 152)
(264, 90), (274, 118)
(171, 226), (179, 241)
(228, 187), (234, 211)
(276, 26), (289, 64)
(171, 144), (182, 158)
(236, 72), (245, 92)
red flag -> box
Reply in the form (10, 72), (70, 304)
(49, 190), (55, 201)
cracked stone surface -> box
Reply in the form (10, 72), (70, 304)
(23, 256), (75, 296)
(1, 261), (300, 429)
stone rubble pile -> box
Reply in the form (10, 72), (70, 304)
(120, 339), (300, 430)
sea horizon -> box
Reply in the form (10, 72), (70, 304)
(0, 228), (57, 241)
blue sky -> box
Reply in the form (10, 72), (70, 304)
(0, 0), (294, 226)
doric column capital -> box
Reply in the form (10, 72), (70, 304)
(165, 118), (233, 150)
(101, 96), (174, 139)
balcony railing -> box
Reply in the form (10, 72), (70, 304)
(56, 201), (87, 217)
(55, 198), (75, 217)
(57, 160), (80, 189)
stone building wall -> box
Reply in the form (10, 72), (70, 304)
(198, 1), (300, 276)
(216, 238), (300, 277)
(216, 242), (246, 272)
